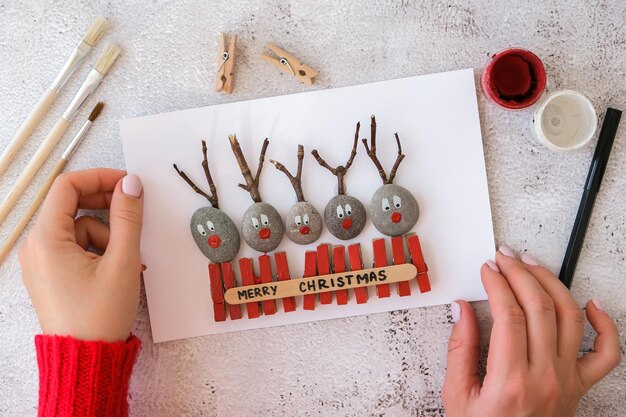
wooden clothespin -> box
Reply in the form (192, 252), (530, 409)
(215, 33), (237, 94)
(260, 43), (318, 85)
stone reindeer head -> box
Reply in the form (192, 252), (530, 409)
(229, 135), (284, 253)
(311, 122), (366, 240)
(271, 144), (323, 245)
(173, 140), (241, 263)
(362, 115), (419, 237)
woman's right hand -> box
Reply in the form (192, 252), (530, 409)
(442, 245), (621, 417)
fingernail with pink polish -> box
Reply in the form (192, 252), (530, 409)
(592, 298), (604, 311)
(122, 174), (143, 198)
(498, 244), (515, 257)
(451, 301), (461, 323)
(486, 259), (500, 272)
(521, 253), (539, 266)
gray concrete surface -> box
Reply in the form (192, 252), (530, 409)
(0, 1), (624, 415)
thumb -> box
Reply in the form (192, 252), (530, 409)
(577, 299), (621, 391)
(106, 174), (144, 266)
(442, 300), (481, 409)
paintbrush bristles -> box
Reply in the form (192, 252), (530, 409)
(88, 102), (104, 122)
(82, 16), (109, 47)
(94, 43), (121, 75)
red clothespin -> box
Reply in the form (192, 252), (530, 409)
(372, 239), (391, 298)
(208, 263), (226, 322)
(348, 244), (368, 304)
(260, 43), (318, 85)
(215, 33), (237, 94)
(317, 244), (333, 304)
(407, 235), (431, 293)
(333, 246), (349, 305)
(274, 252), (296, 312)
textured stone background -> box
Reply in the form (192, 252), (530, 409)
(1, 1), (625, 416)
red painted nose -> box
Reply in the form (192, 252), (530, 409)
(208, 235), (222, 248)
(259, 228), (271, 239)
(299, 226), (310, 235)
(391, 212), (402, 223)
(342, 218), (353, 229)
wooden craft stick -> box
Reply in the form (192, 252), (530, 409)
(372, 238), (391, 298)
(332, 246), (349, 305)
(224, 264), (417, 305)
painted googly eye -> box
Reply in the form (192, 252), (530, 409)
(252, 217), (260, 229)
(295, 215), (302, 226)
(336, 205), (345, 219)
(382, 198), (391, 211)
(196, 224), (207, 236)
(261, 214), (269, 226)
(393, 195), (401, 209)
(303, 213), (310, 225)
(206, 220), (215, 232)
(345, 204), (352, 216)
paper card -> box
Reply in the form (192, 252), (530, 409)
(121, 68), (494, 343)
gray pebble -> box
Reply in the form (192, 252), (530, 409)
(324, 194), (366, 240)
(242, 202), (285, 253)
(285, 202), (323, 245)
(370, 184), (419, 236)
(190, 207), (241, 263)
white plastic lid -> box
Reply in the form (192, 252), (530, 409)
(533, 90), (598, 152)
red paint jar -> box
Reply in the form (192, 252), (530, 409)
(481, 48), (546, 110)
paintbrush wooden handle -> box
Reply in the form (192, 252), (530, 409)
(0, 117), (69, 223)
(224, 263), (418, 305)
(0, 158), (68, 264)
(0, 88), (58, 178)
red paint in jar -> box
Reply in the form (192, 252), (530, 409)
(481, 48), (546, 110)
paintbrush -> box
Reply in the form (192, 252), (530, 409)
(0, 102), (104, 264)
(0, 16), (108, 178)
(0, 44), (120, 224)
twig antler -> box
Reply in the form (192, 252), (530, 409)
(229, 134), (269, 203)
(311, 121), (359, 195)
(271, 144), (306, 202)
(361, 115), (405, 185)
(173, 140), (219, 209)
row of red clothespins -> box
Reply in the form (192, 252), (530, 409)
(208, 234), (431, 322)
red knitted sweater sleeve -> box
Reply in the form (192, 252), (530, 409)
(34, 334), (141, 417)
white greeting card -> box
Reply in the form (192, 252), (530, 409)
(121, 68), (494, 343)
